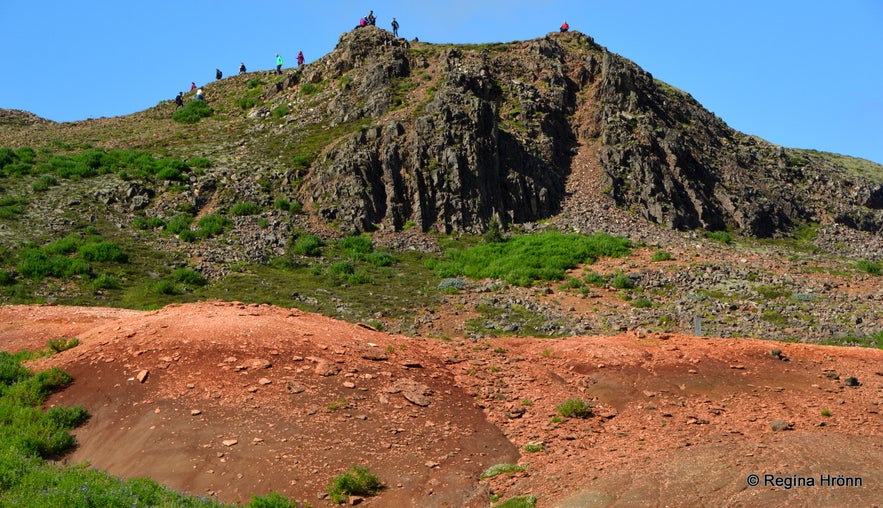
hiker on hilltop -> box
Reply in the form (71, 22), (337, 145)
(190, 82), (197, 91)
(391, 17), (399, 37)
(367, 10), (376, 25)
(275, 53), (283, 74)
(195, 88), (204, 101)
(357, 17), (367, 28)
(174, 92), (184, 110)
(216, 68), (222, 80)
(560, 20), (569, 32)
(297, 51), (304, 67)
(239, 62), (246, 74)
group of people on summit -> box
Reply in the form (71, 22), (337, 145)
(174, 11), (570, 112)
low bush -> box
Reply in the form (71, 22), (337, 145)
(231, 202), (261, 216)
(46, 338), (79, 353)
(79, 241), (128, 263)
(481, 463), (526, 479)
(610, 272), (635, 289)
(171, 268), (207, 286)
(326, 465), (383, 504)
(651, 250), (673, 261)
(291, 234), (323, 256)
(856, 259), (881, 276)
(172, 99), (213, 124)
(556, 398), (593, 419)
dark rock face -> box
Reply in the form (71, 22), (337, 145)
(300, 29), (576, 234)
(265, 28), (882, 237)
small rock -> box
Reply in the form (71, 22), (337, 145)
(770, 419), (793, 431)
(258, 377), (272, 385)
(136, 370), (149, 383)
(191, 409), (202, 416)
(222, 439), (238, 447)
(843, 376), (861, 387)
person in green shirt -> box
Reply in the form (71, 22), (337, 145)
(275, 53), (283, 75)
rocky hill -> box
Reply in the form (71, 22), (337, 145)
(0, 27), (881, 341)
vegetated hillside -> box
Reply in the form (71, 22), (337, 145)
(0, 28), (881, 344)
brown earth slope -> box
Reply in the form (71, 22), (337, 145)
(2, 301), (881, 507)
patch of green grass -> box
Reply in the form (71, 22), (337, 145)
(761, 310), (789, 327)
(755, 285), (792, 300)
(429, 232), (631, 286)
(610, 272), (635, 289)
(481, 463), (527, 479)
(631, 297), (652, 308)
(172, 99), (213, 124)
(231, 201), (261, 216)
(171, 268), (207, 286)
(705, 230), (732, 244)
(494, 495), (538, 508)
(556, 398), (593, 419)
(325, 464), (383, 504)
(856, 259), (881, 276)
(523, 443), (544, 453)
(817, 330), (882, 349)
(651, 250), (673, 261)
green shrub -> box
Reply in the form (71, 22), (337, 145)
(172, 99), (213, 124)
(188, 157), (212, 168)
(481, 463), (526, 479)
(92, 275), (121, 290)
(326, 465), (383, 504)
(583, 270), (606, 287)
(631, 297), (652, 308)
(0, 271), (15, 286)
(178, 229), (198, 242)
(330, 261), (356, 276)
(523, 443), (544, 453)
(610, 272), (635, 289)
(133, 216), (166, 230)
(291, 234), (323, 256)
(79, 242), (128, 263)
(300, 83), (320, 96)
(856, 259), (881, 276)
(246, 78), (264, 89)
(366, 252), (396, 267)
(705, 230), (732, 244)
(171, 268), (207, 286)
(272, 105), (290, 119)
(46, 337), (79, 353)
(494, 495), (538, 508)
(248, 492), (310, 507)
(197, 214), (232, 238)
(165, 213), (193, 234)
(31, 175), (58, 192)
(152, 280), (180, 295)
(556, 398), (593, 418)
(274, 198), (291, 211)
(340, 235), (373, 256)
(231, 202), (261, 216)
(651, 250), (673, 261)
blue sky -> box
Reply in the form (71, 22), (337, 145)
(1, 1), (881, 163)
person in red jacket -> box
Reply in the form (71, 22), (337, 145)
(560, 20), (569, 32)
(297, 51), (304, 67)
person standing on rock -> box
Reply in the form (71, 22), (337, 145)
(239, 62), (246, 74)
(367, 10), (376, 25)
(216, 68), (222, 80)
(391, 17), (399, 37)
(275, 53), (283, 74)
(297, 51), (304, 67)
(560, 20), (570, 32)
(174, 92), (184, 110)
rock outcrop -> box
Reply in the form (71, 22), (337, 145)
(272, 27), (881, 237)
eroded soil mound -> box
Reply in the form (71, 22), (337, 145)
(2, 302), (881, 507)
